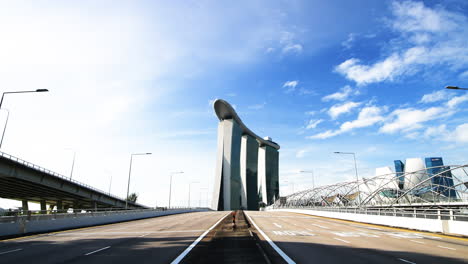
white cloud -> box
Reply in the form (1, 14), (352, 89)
(296, 149), (308, 158)
(328, 101), (361, 119)
(424, 123), (468, 144)
(306, 119), (323, 130)
(379, 106), (450, 134)
(341, 33), (356, 49)
(420, 90), (450, 103)
(282, 44), (303, 54)
(305, 111), (316, 115)
(322, 85), (355, 101)
(279, 31), (303, 54)
(309, 106), (384, 139)
(446, 94), (468, 108)
(452, 123), (468, 143)
(335, 1), (468, 85)
(283, 80), (299, 93)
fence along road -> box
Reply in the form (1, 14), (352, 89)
(0, 211), (227, 264)
(245, 211), (468, 264)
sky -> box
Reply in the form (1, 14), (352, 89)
(0, 0), (467, 209)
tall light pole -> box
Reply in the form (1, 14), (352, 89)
(0, 89), (48, 149)
(168, 171), (184, 208)
(65, 149), (76, 180)
(446, 86), (468, 90)
(125, 152), (152, 209)
(334, 151), (360, 205)
(0, 109), (9, 149)
(0, 89), (49, 109)
(300, 170), (315, 190)
(188, 181), (199, 208)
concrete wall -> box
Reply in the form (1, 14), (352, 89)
(273, 208), (468, 237)
(0, 209), (207, 237)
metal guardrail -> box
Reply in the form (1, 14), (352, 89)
(0, 151), (145, 207)
(272, 206), (468, 221)
(0, 207), (208, 224)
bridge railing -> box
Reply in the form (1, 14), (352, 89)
(0, 151), (145, 207)
(0, 207), (209, 224)
(271, 206), (468, 221)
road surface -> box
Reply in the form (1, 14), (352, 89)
(246, 211), (468, 264)
(0, 211), (227, 264)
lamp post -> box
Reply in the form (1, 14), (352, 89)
(446, 86), (468, 90)
(64, 149), (76, 180)
(188, 181), (199, 208)
(0, 89), (49, 109)
(334, 151), (360, 205)
(168, 171), (184, 208)
(0, 89), (48, 149)
(125, 152), (152, 209)
(300, 170), (315, 190)
(0, 109), (9, 149)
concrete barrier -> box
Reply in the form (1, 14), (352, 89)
(272, 208), (468, 237)
(0, 208), (208, 238)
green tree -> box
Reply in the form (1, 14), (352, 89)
(126, 192), (138, 203)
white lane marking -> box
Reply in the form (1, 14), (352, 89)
(410, 240), (425, 244)
(138, 233), (150, 238)
(398, 258), (416, 264)
(272, 231), (315, 236)
(333, 238), (350, 244)
(85, 246), (111, 256)
(311, 223), (329, 229)
(170, 212), (230, 264)
(245, 212), (296, 264)
(0, 248), (23, 255)
(274, 223), (282, 228)
(437, 245), (456, 251)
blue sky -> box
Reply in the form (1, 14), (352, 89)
(0, 0), (467, 208)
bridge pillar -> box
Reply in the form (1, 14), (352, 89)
(56, 200), (63, 211)
(22, 200), (29, 211)
(40, 200), (47, 213)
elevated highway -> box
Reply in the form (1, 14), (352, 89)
(0, 152), (147, 211)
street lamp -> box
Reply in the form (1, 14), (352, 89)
(0, 89), (49, 109)
(125, 152), (152, 209)
(0, 89), (48, 149)
(334, 151), (360, 205)
(188, 181), (199, 208)
(446, 86), (468, 90)
(300, 170), (315, 190)
(64, 148), (76, 180)
(168, 171), (184, 208)
(0, 109), (9, 149)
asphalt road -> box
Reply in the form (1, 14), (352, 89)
(246, 211), (468, 264)
(0, 211), (228, 264)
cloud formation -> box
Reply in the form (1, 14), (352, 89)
(335, 1), (468, 85)
(328, 101), (361, 119)
(322, 85), (356, 101)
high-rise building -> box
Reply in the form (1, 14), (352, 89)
(394, 160), (405, 189)
(425, 157), (456, 198)
(212, 99), (280, 211)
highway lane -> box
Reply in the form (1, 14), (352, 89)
(0, 211), (228, 264)
(246, 211), (468, 264)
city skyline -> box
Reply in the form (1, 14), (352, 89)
(0, 0), (467, 209)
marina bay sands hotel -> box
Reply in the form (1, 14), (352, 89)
(212, 99), (280, 211)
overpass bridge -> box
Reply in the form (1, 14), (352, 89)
(0, 151), (147, 211)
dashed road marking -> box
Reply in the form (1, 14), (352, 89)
(272, 231), (315, 236)
(0, 248), (23, 255)
(85, 246), (111, 256)
(398, 258), (416, 264)
(274, 223), (283, 228)
(311, 224), (329, 229)
(333, 238), (350, 244)
(437, 245), (456, 251)
(331, 232), (379, 238)
(410, 240), (424, 244)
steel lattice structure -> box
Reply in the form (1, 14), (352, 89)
(278, 165), (468, 209)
